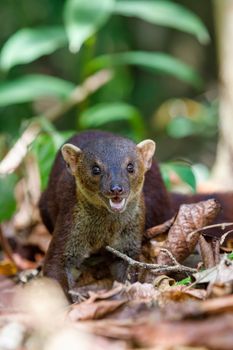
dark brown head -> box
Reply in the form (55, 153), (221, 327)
(61, 135), (155, 213)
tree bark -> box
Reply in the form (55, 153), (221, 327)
(212, 0), (233, 189)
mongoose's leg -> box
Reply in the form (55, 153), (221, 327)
(110, 223), (142, 283)
(43, 224), (88, 302)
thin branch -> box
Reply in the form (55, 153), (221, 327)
(188, 222), (233, 241)
(106, 245), (196, 275)
(68, 290), (87, 302)
(159, 248), (181, 266)
(220, 229), (233, 245)
(0, 69), (113, 175)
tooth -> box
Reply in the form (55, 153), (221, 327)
(109, 198), (126, 211)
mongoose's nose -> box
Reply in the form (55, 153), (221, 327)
(110, 184), (123, 195)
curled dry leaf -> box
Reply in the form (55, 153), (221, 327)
(145, 216), (175, 239)
(153, 275), (176, 291)
(157, 199), (221, 265)
(69, 299), (127, 322)
(199, 235), (220, 269)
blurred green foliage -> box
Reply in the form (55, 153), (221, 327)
(0, 0), (218, 222)
(0, 174), (18, 221)
(161, 161), (196, 192)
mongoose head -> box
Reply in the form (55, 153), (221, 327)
(61, 135), (156, 213)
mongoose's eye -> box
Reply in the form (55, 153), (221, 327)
(92, 165), (101, 175)
(127, 163), (134, 173)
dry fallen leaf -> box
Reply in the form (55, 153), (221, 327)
(69, 299), (127, 321)
(158, 285), (207, 307)
(2, 195), (233, 350)
(86, 283), (124, 303)
(145, 216), (175, 239)
(69, 282), (160, 322)
(157, 199), (221, 265)
(200, 294), (233, 314)
(132, 314), (233, 349)
(153, 275), (176, 291)
(199, 235), (220, 269)
(194, 255), (233, 285)
(0, 260), (17, 276)
(208, 281), (233, 298)
(124, 282), (158, 301)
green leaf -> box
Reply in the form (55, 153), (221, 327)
(170, 163), (196, 192)
(32, 134), (58, 190)
(176, 276), (191, 285)
(64, 0), (114, 53)
(161, 162), (196, 192)
(0, 174), (18, 222)
(0, 75), (75, 107)
(167, 117), (198, 138)
(78, 102), (146, 140)
(114, 1), (209, 44)
(89, 52), (203, 88)
(0, 27), (67, 71)
(160, 166), (172, 190)
(38, 117), (66, 149)
(32, 131), (73, 190)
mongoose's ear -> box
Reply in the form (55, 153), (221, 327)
(137, 139), (156, 170)
(61, 143), (82, 174)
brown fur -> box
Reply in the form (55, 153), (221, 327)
(40, 131), (233, 300)
(40, 131), (165, 300)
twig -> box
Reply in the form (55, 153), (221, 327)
(159, 248), (181, 266)
(188, 222), (233, 241)
(106, 245), (196, 274)
(68, 290), (87, 302)
(220, 229), (233, 245)
(0, 69), (113, 175)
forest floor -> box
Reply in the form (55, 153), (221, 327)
(1, 198), (233, 350)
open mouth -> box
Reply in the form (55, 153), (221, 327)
(109, 197), (126, 212)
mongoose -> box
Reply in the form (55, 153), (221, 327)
(39, 131), (172, 300)
(40, 130), (233, 300)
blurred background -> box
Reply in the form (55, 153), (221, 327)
(0, 0), (232, 226)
